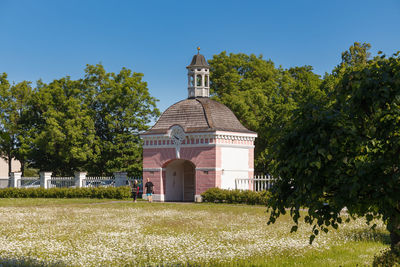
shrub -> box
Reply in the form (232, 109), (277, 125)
(373, 248), (400, 267)
(0, 186), (131, 199)
(201, 188), (271, 205)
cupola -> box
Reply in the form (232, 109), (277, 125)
(186, 47), (210, 98)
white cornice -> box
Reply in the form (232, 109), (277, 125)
(143, 143), (255, 149)
(214, 131), (257, 138)
(141, 132), (257, 141)
(196, 167), (254, 172)
(143, 167), (255, 172)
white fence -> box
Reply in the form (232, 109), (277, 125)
(83, 176), (115, 188)
(235, 175), (276, 191)
(18, 177), (40, 188)
(128, 177), (143, 185)
(3, 171), (134, 189)
(48, 176), (75, 188)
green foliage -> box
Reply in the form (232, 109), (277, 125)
(0, 73), (33, 174)
(201, 188), (271, 205)
(23, 168), (39, 177)
(26, 77), (98, 175)
(208, 52), (325, 173)
(341, 42), (371, 66)
(268, 43), (400, 249)
(321, 42), (372, 98)
(0, 186), (131, 199)
(12, 64), (159, 176)
(373, 248), (400, 267)
(82, 64), (160, 176)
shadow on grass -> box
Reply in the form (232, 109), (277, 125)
(0, 257), (66, 267)
(343, 228), (391, 245)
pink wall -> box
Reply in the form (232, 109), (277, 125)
(143, 147), (216, 169)
(143, 146), (217, 195)
(142, 170), (162, 195)
(195, 170), (217, 195)
(142, 139), (256, 197)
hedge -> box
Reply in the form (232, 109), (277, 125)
(201, 188), (271, 205)
(0, 186), (131, 199)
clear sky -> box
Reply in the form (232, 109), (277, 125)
(1, 0), (399, 113)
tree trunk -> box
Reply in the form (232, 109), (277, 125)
(21, 161), (25, 177)
(7, 152), (11, 176)
(390, 210), (400, 252)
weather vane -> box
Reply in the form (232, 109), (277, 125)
(197, 46), (200, 54)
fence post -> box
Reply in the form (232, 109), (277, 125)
(39, 172), (52, 189)
(267, 174), (272, 190)
(74, 172), (87, 188)
(10, 172), (22, 188)
(113, 172), (128, 187)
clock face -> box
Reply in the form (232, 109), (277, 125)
(170, 126), (185, 146)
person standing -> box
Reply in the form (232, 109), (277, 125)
(144, 178), (154, 203)
(130, 179), (140, 203)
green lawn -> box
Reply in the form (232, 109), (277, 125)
(0, 199), (389, 266)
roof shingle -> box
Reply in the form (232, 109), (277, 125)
(143, 98), (254, 135)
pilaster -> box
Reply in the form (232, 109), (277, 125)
(39, 172), (52, 189)
(10, 172), (22, 188)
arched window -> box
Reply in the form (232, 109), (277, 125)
(205, 75), (209, 87)
(190, 76), (194, 86)
(196, 75), (202, 86)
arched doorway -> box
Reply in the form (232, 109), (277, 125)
(165, 159), (195, 202)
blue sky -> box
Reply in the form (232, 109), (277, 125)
(1, 0), (399, 113)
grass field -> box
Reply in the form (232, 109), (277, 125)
(0, 199), (389, 266)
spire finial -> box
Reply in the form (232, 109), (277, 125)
(197, 46), (200, 54)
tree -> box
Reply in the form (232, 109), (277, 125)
(0, 73), (33, 175)
(25, 77), (98, 175)
(82, 64), (159, 176)
(341, 41), (371, 66)
(208, 52), (324, 173)
(321, 42), (372, 97)
(23, 64), (159, 176)
(268, 46), (400, 251)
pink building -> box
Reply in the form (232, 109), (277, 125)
(140, 50), (257, 202)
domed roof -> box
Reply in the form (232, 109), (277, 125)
(144, 98), (254, 135)
(187, 53), (209, 68)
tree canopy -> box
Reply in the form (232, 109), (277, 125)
(0, 74), (33, 174)
(0, 64), (159, 176)
(208, 52), (325, 173)
(268, 43), (400, 250)
(82, 64), (159, 175)
(26, 77), (98, 175)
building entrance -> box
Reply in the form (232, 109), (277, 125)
(165, 159), (195, 201)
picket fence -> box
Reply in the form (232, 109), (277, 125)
(235, 174), (276, 191)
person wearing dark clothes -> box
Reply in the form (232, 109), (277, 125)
(144, 178), (154, 203)
(130, 179), (140, 203)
